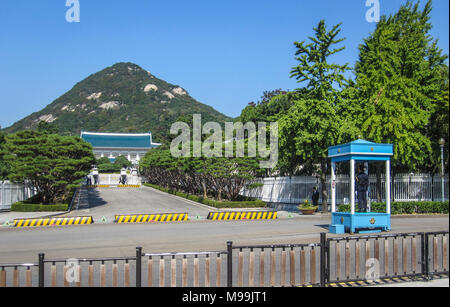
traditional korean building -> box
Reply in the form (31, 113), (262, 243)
(81, 131), (161, 165)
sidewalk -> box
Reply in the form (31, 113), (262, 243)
(371, 278), (448, 287)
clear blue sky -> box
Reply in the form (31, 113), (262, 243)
(0, 0), (448, 128)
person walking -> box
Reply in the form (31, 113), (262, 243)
(356, 165), (369, 212)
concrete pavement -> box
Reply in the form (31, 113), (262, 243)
(62, 186), (213, 220)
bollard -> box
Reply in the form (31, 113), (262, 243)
(320, 233), (327, 287)
(227, 241), (233, 287)
(136, 247), (142, 287)
(39, 253), (45, 287)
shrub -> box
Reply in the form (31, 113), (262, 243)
(337, 201), (449, 215)
(143, 183), (266, 209)
(11, 202), (68, 212)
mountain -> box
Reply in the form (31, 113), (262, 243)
(3, 62), (231, 143)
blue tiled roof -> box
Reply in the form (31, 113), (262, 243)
(81, 132), (159, 149)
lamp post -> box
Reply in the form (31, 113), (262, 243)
(439, 138), (445, 202)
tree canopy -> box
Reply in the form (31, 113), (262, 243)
(4, 130), (95, 204)
(354, 0), (448, 171)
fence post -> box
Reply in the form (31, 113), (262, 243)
(320, 233), (327, 287)
(136, 247), (142, 287)
(38, 253), (45, 287)
(421, 233), (430, 281)
(227, 241), (233, 287)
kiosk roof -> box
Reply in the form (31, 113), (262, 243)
(328, 139), (393, 162)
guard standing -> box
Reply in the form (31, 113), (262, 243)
(120, 168), (127, 185)
(312, 187), (320, 207)
(356, 165), (369, 212)
(93, 167), (99, 185)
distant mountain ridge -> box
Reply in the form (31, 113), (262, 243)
(4, 62), (231, 143)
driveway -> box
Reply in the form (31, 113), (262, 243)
(64, 186), (212, 220)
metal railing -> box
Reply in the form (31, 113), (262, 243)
(0, 181), (37, 211)
(241, 174), (449, 204)
(0, 231), (448, 287)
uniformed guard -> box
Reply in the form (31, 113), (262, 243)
(356, 165), (369, 212)
(92, 167), (99, 185)
(120, 168), (127, 185)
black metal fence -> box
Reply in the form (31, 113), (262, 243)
(0, 231), (448, 287)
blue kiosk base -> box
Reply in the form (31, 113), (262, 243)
(330, 212), (391, 234)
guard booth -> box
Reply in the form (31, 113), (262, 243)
(328, 139), (394, 234)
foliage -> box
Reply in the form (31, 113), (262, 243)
(338, 201), (449, 215)
(279, 20), (354, 212)
(354, 0), (448, 171)
(0, 132), (9, 180)
(140, 143), (265, 201)
(11, 202), (69, 212)
(298, 199), (318, 210)
(114, 155), (132, 168)
(143, 183), (266, 208)
(4, 130), (95, 204)
(427, 65), (449, 173)
(37, 121), (59, 134)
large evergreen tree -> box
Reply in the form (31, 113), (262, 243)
(354, 0), (448, 172)
(5, 130), (95, 204)
(279, 20), (355, 212)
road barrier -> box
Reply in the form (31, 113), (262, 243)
(1, 231), (447, 287)
(117, 185), (141, 188)
(13, 216), (94, 228)
(86, 185), (110, 188)
(115, 213), (189, 224)
(207, 211), (278, 221)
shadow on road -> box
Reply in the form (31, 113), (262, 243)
(75, 188), (107, 210)
(315, 224), (330, 231)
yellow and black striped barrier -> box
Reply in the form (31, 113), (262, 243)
(86, 185), (110, 188)
(115, 213), (189, 224)
(117, 185), (141, 188)
(326, 276), (428, 287)
(14, 216), (94, 228)
(207, 211), (278, 221)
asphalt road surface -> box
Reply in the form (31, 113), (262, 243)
(0, 214), (448, 263)
(65, 186), (212, 219)
(0, 186), (448, 264)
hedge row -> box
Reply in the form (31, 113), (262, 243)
(337, 201), (449, 215)
(143, 183), (267, 209)
(11, 202), (69, 212)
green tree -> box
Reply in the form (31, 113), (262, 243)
(0, 132), (10, 179)
(96, 157), (111, 165)
(114, 155), (132, 168)
(354, 0), (448, 172)
(279, 20), (353, 212)
(5, 130), (95, 204)
(37, 121), (59, 134)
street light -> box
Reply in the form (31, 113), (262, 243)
(439, 138), (445, 202)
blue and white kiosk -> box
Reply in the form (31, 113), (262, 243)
(328, 139), (394, 234)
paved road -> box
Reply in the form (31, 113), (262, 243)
(65, 186), (213, 220)
(0, 214), (448, 263)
